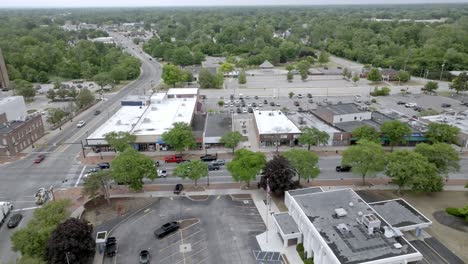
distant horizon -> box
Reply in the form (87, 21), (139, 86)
(2, 0), (468, 9)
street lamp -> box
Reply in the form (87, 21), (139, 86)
(440, 61), (446, 81)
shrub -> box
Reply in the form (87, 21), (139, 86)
(296, 243), (314, 263)
(446, 207), (463, 217)
(370, 86), (391, 96)
(371, 99), (377, 103)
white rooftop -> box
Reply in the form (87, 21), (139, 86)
(421, 114), (468, 134)
(166, 88), (198, 96)
(254, 110), (301, 135)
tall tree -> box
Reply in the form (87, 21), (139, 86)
(174, 160), (208, 186)
(318, 51), (329, 65)
(424, 81), (439, 93)
(415, 143), (460, 175)
(56, 88), (68, 99)
(46, 108), (67, 127)
(75, 88), (95, 109)
(397, 71), (411, 82)
(287, 71), (293, 82)
(162, 64), (183, 87)
(380, 120), (411, 151)
(298, 127), (330, 150)
(227, 149), (266, 187)
(104, 131), (136, 152)
(220, 62), (234, 73)
(12, 79), (36, 100)
(93, 72), (112, 91)
(425, 123), (460, 144)
(198, 68), (215, 89)
(258, 155), (297, 196)
(352, 125), (381, 143)
(342, 139), (386, 185)
(161, 122), (196, 152)
(219, 131), (244, 153)
(449, 72), (468, 93)
(110, 148), (157, 191)
(283, 149), (320, 183)
(352, 73), (360, 83)
(367, 68), (382, 82)
(46, 89), (56, 101)
(82, 170), (112, 204)
(238, 69), (246, 84)
(45, 218), (95, 264)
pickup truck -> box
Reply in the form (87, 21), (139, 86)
(0, 201), (13, 227)
(164, 155), (184, 163)
(154, 222), (180, 239)
(200, 154), (218, 162)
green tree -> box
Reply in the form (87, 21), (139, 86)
(342, 139), (386, 185)
(285, 64), (295, 71)
(424, 81), (439, 93)
(110, 67), (127, 84)
(287, 71), (293, 82)
(45, 218), (95, 264)
(352, 73), (360, 83)
(46, 108), (67, 127)
(397, 71), (411, 82)
(161, 122), (196, 152)
(198, 68), (215, 89)
(174, 160), (208, 186)
(171, 46), (193, 66)
(300, 69), (308, 81)
(352, 125), (381, 143)
(192, 51), (205, 65)
(53, 80), (61, 90)
(46, 89), (56, 101)
(415, 143), (460, 175)
(283, 149), (319, 183)
(11, 200), (70, 259)
(12, 79), (36, 100)
(367, 68), (382, 82)
(318, 51), (329, 65)
(220, 131), (243, 153)
(93, 72), (112, 91)
(258, 155), (297, 196)
(227, 149), (266, 187)
(220, 62), (234, 73)
(56, 88), (68, 99)
(380, 120), (411, 151)
(238, 69), (246, 84)
(213, 71), (224, 88)
(104, 131), (136, 152)
(110, 148), (157, 191)
(298, 127), (330, 150)
(425, 123), (460, 143)
(342, 68), (349, 78)
(288, 91), (294, 98)
(82, 170), (112, 204)
(75, 88), (95, 109)
(162, 64), (184, 87)
(449, 72), (468, 94)
(296, 60), (310, 81)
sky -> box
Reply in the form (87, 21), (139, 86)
(1, 0), (468, 8)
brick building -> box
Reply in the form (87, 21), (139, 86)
(0, 113), (44, 156)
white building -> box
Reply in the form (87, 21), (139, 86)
(253, 110), (301, 147)
(274, 188), (431, 264)
(0, 96), (27, 121)
(91, 37), (114, 44)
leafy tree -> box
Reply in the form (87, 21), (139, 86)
(424, 81), (439, 93)
(352, 73), (360, 83)
(449, 72), (468, 93)
(198, 68), (215, 89)
(238, 69), (246, 84)
(93, 72), (112, 91)
(285, 64), (295, 71)
(46, 89), (56, 101)
(411, 168), (444, 193)
(82, 170), (112, 204)
(397, 71), (411, 82)
(53, 80), (61, 90)
(283, 149), (319, 183)
(45, 218), (95, 264)
(380, 120), (411, 151)
(217, 100), (224, 107)
(318, 51), (329, 65)
(161, 122), (196, 152)
(367, 68), (382, 82)
(110, 148), (157, 191)
(220, 131), (243, 153)
(288, 91), (294, 98)
(298, 127), (330, 150)
(11, 200), (70, 259)
(415, 143), (460, 175)
(342, 139), (386, 185)
(227, 149), (266, 187)
(174, 160), (208, 186)
(352, 125), (381, 143)
(56, 88), (68, 99)
(287, 71), (293, 82)
(110, 67), (127, 84)
(14, 256), (47, 264)
(171, 46), (193, 66)
(258, 155), (297, 196)
(12, 79), (36, 100)
(300, 69), (308, 81)
(192, 51), (205, 65)
(342, 68), (349, 78)
(162, 64), (183, 87)
(425, 123), (460, 143)
(296, 60), (310, 81)
(104, 131), (136, 152)
(75, 88), (95, 109)
(213, 71), (224, 88)
(68, 88), (78, 99)
(220, 62), (234, 73)
(46, 108), (67, 127)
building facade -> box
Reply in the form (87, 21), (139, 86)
(0, 113), (44, 156)
(253, 110), (302, 147)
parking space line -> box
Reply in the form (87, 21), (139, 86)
(159, 250), (182, 263)
(74, 166), (86, 187)
(190, 239), (205, 247)
(182, 230), (202, 240)
(175, 246), (208, 264)
(180, 231), (186, 264)
(159, 239), (183, 252)
(197, 257), (208, 264)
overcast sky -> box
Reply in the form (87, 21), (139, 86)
(1, 0), (468, 8)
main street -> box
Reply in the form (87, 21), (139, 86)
(0, 33), (162, 263)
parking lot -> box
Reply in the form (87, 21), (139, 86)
(103, 195), (265, 264)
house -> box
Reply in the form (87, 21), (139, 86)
(380, 68), (400, 81)
(259, 60), (274, 69)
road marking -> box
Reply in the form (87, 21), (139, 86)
(12, 206), (41, 211)
(75, 166), (87, 187)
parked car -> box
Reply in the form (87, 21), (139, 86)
(308, 99), (314, 103)
(270, 101), (275, 106)
(139, 250), (150, 264)
(248, 107), (253, 113)
(208, 164), (220, 171)
(97, 162), (110, 169)
(297, 94), (303, 98)
(247, 103), (252, 107)
(252, 102), (257, 107)
(294, 101), (300, 106)
(405, 103), (417, 108)
(336, 165), (352, 172)
(174, 184), (184, 195)
(245, 95), (250, 99)
(264, 99), (268, 104)
(105, 237), (117, 257)
(84, 167), (101, 178)
(414, 106), (424, 112)
(211, 159), (225, 166)
(157, 170), (168, 178)
(298, 107), (304, 112)
(7, 213), (23, 228)
(200, 154), (218, 162)
(34, 154), (46, 163)
(236, 108), (242, 114)
(94, 110), (101, 115)
(164, 155), (184, 163)
(275, 102), (281, 106)
(254, 96), (259, 99)
(397, 101), (406, 105)
(242, 108), (247, 113)
(441, 103), (452, 108)
(76, 120), (86, 128)
(154, 222), (180, 239)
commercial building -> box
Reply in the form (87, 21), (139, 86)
(91, 37), (114, 44)
(253, 110), (301, 147)
(286, 112), (341, 146)
(273, 187), (431, 264)
(0, 48), (10, 89)
(421, 113), (468, 148)
(0, 97), (44, 156)
(203, 113), (232, 147)
(86, 88), (199, 151)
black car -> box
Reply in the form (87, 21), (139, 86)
(97, 162), (110, 169)
(307, 93), (312, 98)
(414, 106), (423, 112)
(236, 108), (242, 113)
(208, 164), (220, 171)
(241, 102), (246, 107)
(94, 110), (101, 115)
(308, 99), (314, 103)
(298, 107), (304, 112)
(7, 213), (23, 228)
(270, 101), (275, 106)
(230, 94), (234, 100)
(139, 250), (150, 264)
(254, 96), (259, 99)
(252, 102), (257, 107)
(336, 165), (352, 172)
(264, 99), (268, 104)
(200, 154), (218, 162)
(105, 237), (117, 257)
(294, 101), (300, 106)
(441, 103), (452, 108)
(248, 107), (253, 113)
(174, 184), (183, 195)
(397, 101), (406, 105)
(154, 222), (180, 239)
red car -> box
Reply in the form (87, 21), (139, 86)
(164, 155), (184, 163)
(34, 154), (46, 163)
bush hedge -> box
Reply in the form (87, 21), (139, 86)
(296, 243), (314, 264)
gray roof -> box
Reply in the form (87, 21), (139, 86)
(317, 103), (365, 115)
(0, 121), (24, 133)
(259, 60), (274, 69)
(273, 213), (300, 235)
(288, 187), (323, 196)
(335, 111), (394, 132)
(369, 199), (431, 229)
(204, 113), (232, 138)
(293, 189), (417, 264)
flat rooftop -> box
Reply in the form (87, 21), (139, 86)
(318, 103), (366, 115)
(204, 113), (232, 139)
(369, 199), (432, 230)
(292, 189), (418, 264)
(167, 88), (198, 96)
(273, 213), (300, 235)
(335, 112), (395, 132)
(253, 110), (301, 135)
(422, 114), (468, 134)
(288, 187), (323, 196)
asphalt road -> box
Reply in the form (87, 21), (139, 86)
(0, 33), (162, 263)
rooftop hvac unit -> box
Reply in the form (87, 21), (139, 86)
(336, 223), (350, 234)
(269, 113), (274, 116)
(334, 208), (347, 217)
(152, 107), (158, 111)
(178, 114), (183, 117)
(362, 214), (381, 235)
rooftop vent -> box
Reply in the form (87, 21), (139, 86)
(151, 107), (158, 111)
(349, 202), (354, 207)
(393, 243), (402, 249)
(178, 114), (183, 117)
(362, 214), (381, 235)
(336, 223), (350, 235)
(335, 208), (347, 217)
(143, 118), (151, 123)
(269, 113), (274, 116)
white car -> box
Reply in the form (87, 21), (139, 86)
(247, 103), (252, 107)
(242, 108), (248, 113)
(76, 120), (86, 128)
(157, 169), (168, 178)
(258, 103), (263, 107)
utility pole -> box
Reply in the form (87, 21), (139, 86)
(440, 61), (446, 81)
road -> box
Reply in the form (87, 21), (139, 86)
(0, 33), (162, 263)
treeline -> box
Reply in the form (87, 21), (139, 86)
(0, 14), (140, 83)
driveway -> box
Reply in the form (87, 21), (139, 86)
(103, 195), (265, 264)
